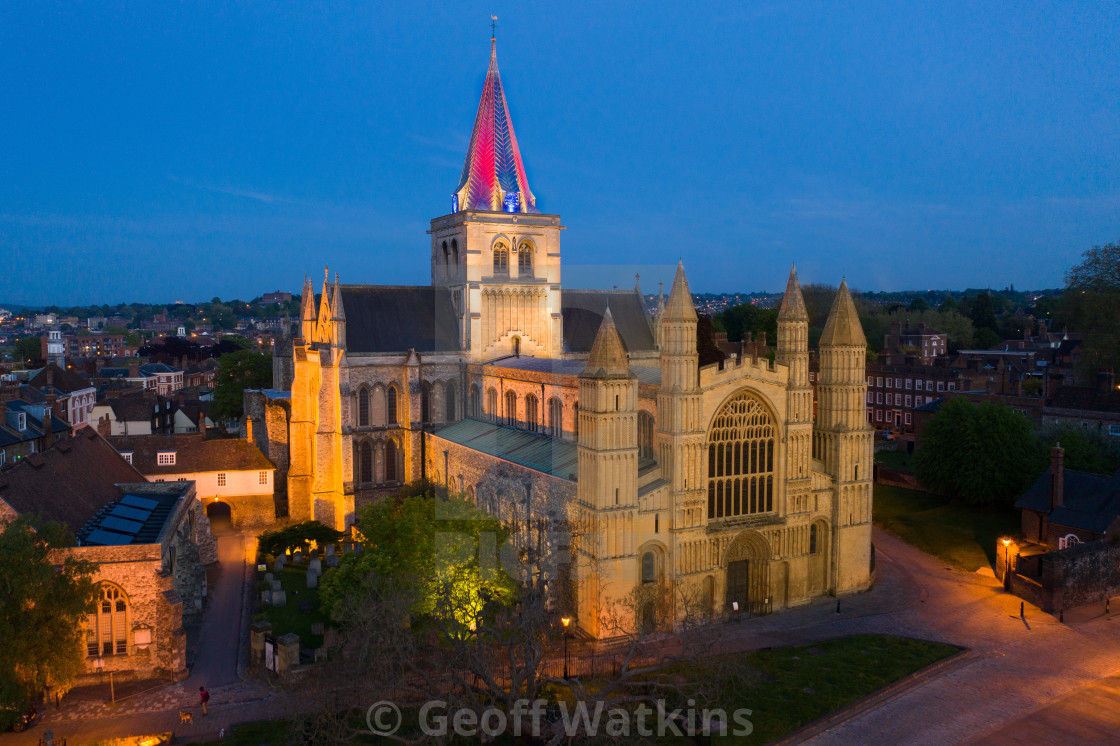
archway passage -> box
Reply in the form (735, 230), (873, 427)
(206, 500), (232, 531)
(725, 531), (771, 616)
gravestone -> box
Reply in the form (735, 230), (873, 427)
(306, 570), (318, 589)
(309, 557), (322, 575)
(271, 590), (287, 607)
(292, 551), (303, 564)
(261, 590), (271, 605)
(265, 572), (274, 584)
(311, 621), (324, 635)
(314, 647), (327, 663)
(271, 580), (282, 592)
(326, 555), (339, 568)
(325, 545), (335, 557)
(273, 556), (286, 573)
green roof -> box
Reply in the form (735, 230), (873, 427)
(431, 418), (578, 481)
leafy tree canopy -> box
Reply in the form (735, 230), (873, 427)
(0, 517), (97, 728)
(257, 520), (342, 557)
(714, 303), (778, 346)
(13, 337), (41, 364)
(1036, 424), (1120, 476)
(1061, 238), (1120, 383)
(318, 490), (518, 633)
(212, 349), (272, 421)
(913, 398), (1045, 505)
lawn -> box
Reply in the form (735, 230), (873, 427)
(874, 449), (915, 472)
(873, 484), (1019, 571)
(664, 634), (959, 743)
(259, 562), (328, 649)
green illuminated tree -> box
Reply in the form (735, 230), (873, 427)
(212, 349), (272, 421)
(0, 517), (97, 728)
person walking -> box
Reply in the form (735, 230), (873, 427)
(199, 685), (210, 715)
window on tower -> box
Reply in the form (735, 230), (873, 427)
(517, 241), (533, 277)
(493, 243), (509, 275)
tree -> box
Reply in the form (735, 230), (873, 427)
(1035, 425), (1120, 476)
(13, 337), (41, 364)
(1062, 239), (1120, 383)
(257, 520), (342, 558)
(0, 517), (97, 728)
(913, 398), (1045, 505)
(968, 292), (998, 334)
(714, 303), (777, 345)
(908, 297), (930, 313)
(212, 349), (272, 421)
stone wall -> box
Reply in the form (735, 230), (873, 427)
(1009, 539), (1120, 613)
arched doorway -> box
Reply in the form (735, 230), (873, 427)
(206, 500), (232, 531)
(725, 531), (771, 615)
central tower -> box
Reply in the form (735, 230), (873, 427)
(430, 38), (563, 361)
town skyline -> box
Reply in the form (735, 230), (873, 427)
(2, 2), (1118, 306)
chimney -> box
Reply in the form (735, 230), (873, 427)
(1050, 444), (1064, 512)
(245, 416), (254, 441)
(128, 361), (139, 378)
(43, 397), (56, 448)
(1097, 368), (1115, 394)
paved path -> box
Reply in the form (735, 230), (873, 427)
(973, 674), (1120, 744)
(185, 531), (249, 689)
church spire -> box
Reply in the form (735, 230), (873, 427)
(453, 39), (538, 214)
(299, 275), (316, 341)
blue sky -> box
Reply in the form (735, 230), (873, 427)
(1, 1), (1117, 305)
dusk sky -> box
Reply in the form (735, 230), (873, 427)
(1, 2), (1117, 306)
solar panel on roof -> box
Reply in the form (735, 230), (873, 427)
(109, 505), (152, 522)
(84, 529), (134, 546)
(100, 516), (143, 535)
(121, 495), (159, 510)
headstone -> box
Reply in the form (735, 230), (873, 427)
(277, 633), (300, 673)
(271, 590), (287, 607)
(250, 621), (272, 668)
(261, 590), (271, 605)
(306, 570), (318, 589)
(314, 647), (327, 663)
(271, 580), (282, 592)
(273, 556), (286, 573)
(311, 621), (324, 635)
(309, 557), (322, 575)
(326, 555), (339, 568)
(293, 551), (303, 564)
(325, 545), (335, 557)
(265, 572), (274, 584)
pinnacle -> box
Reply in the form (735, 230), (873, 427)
(663, 261), (697, 321)
(820, 279), (867, 347)
(582, 308), (631, 378)
(777, 264), (809, 322)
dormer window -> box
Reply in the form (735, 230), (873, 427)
(157, 451), (176, 466)
(121, 451), (133, 464)
(17, 412), (26, 431)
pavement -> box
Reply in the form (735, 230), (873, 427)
(4, 526), (1119, 745)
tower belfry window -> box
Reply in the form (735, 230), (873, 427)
(493, 243), (509, 275)
(517, 241), (532, 276)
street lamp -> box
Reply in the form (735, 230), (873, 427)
(560, 615), (571, 679)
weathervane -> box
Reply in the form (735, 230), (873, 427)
(491, 14), (497, 40)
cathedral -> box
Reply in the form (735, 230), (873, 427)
(253, 38), (874, 636)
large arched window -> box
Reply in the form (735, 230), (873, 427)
(487, 387), (498, 422)
(641, 551), (657, 584)
(451, 238), (459, 268)
(88, 583), (129, 656)
(525, 394), (539, 433)
(386, 439), (399, 482)
(441, 240), (449, 275)
(359, 441), (373, 483)
(638, 411), (655, 462)
(387, 386), (399, 426)
(445, 381), (456, 422)
(809, 523), (819, 554)
(548, 397), (563, 437)
(357, 387), (370, 428)
(517, 241), (533, 277)
(493, 243), (509, 275)
(707, 390), (776, 519)
(505, 390), (518, 427)
(470, 384), (481, 418)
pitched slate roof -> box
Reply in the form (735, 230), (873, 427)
(0, 428), (147, 534)
(339, 285), (461, 353)
(0, 400), (70, 448)
(107, 434), (275, 475)
(29, 363), (94, 394)
(103, 396), (162, 423)
(561, 290), (654, 354)
(432, 418), (577, 480)
(1016, 468), (1120, 533)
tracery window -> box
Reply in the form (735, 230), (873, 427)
(387, 386), (399, 426)
(525, 394), (539, 433)
(470, 384), (481, 418)
(707, 390), (776, 519)
(487, 387), (498, 422)
(493, 243), (509, 275)
(505, 390), (518, 427)
(517, 241), (533, 276)
(445, 381), (456, 422)
(357, 387), (370, 427)
(88, 584), (128, 657)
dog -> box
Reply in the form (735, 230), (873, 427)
(179, 709), (194, 725)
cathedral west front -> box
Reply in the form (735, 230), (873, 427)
(249, 37), (874, 636)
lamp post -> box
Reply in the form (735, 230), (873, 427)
(560, 615), (571, 679)
(1001, 538), (1012, 590)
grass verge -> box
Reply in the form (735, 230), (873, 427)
(260, 563), (328, 649)
(874, 484), (1018, 571)
(874, 449), (915, 472)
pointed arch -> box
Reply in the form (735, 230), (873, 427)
(707, 389), (777, 519)
(548, 397), (563, 437)
(525, 393), (539, 433)
(88, 582), (129, 657)
(387, 385), (399, 426)
(358, 440), (373, 483)
(504, 389), (518, 427)
(445, 381), (457, 422)
(493, 241), (509, 275)
(470, 384), (481, 418)
(386, 438), (399, 483)
(357, 386), (371, 428)
(517, 239), (533, 277)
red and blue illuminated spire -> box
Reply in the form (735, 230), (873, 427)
(453, 35), (538, 214)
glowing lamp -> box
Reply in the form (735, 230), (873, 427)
(561, 615), (571, 629)
(1001, 538), (1011, 547)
